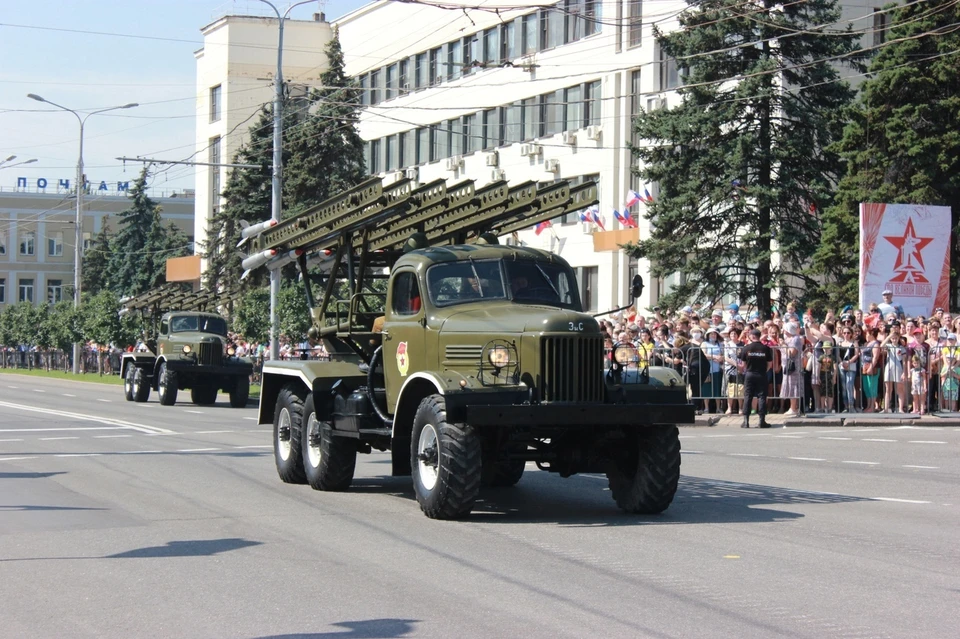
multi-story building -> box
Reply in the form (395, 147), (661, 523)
(0, 191), (194, 307)
(193, 12), (333, 266)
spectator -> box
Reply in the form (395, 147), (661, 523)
(684, 328), (707, 412)
(876, 289), (905, 320)
(926, 322), (943, 411)
(701, 327), (724, 413)
(723, 327), (743, 416)
(837, 325), (860, 412)
(881, 321), (908, 413)
(941, 334), (960, 412)
(781, 322), (803, 416)
(860, 327), (881, 413)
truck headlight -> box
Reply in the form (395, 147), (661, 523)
(182, 345), (192, 354)
(488, 345), (510, 369)
(614, 344), (637, 365)
(226, 346), (236, 356)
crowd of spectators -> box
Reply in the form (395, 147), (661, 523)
(600, 290), (959, 415)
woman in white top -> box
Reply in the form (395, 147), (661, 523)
(881, 322), (907, 413)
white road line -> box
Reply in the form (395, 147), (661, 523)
(0, 438), (24, 442)
(863, 438), (896, 442)
(0, 400), (174, 435)
(872, 497), (930, 504)
(817, 430), (843, 434)
(7, 385), (19, 389)
(40, 437), (79, 441)
(62, 393), (76, 397)
(908, 440), (947, 444)
(55, 453), (102, 458)
(34, 389), (46, 393)
(850, 428), (878, 432)
(120, 450), (161, 455)
(194, 431), (233, 434)
(249, 429), (271, 432)
(96, 399), (112, 403)
(232, 445), (271, 449)
(243, 417), (258, 421)
(842, 461), (880, 465)
(820, 437), (852, 441)
(775, 435), (804, 439)
(729, 453), (762, 457)
(681, 450), (703, 454)
(176, 448), (220, 452)
(0, 427), (125, 432)
(0, 456), (37, 461)
(185, 410), (205, 414)
(903, 465), (939, 469)
(94, 434), (133, 439)
(789, 457), (827, 461)
(703, 434), (734, 438)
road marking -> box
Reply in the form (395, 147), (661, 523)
(120, 450), (161, 455)
(0, 438), (24, 442)
(40, 437), (79, 441)
(703, 434), (734, 438)
(789, 457), (826, 461)
(34, 389), (46, 393)
(55, 453), (102, 458)
(680, 450), (703, 454)
(842, 461), (879, 465)
(243, 417), (258, 421)
(62, 393), (76, 397)
(7, 385), (19, 389)
(249, 429), (271, 432)
(185, 410), (205, 414)
(775, 435), (804, 439)
(232, 445), (271, 449)
(0, 400), (174, 435)
(0, 427), (125, 432)
(817, 430), (843, 434)
(194, 430), (233, 434)
(908, 440), (946, 444)
(176, 448), (220, 452)
(0, 456), (37, 461)
(94, 435), (132, 439)
(96, 399), (112, 403)
(820, 437), (852, 441)
(872, 497), (930, 504)
(903, 465), (939, 469)
(863, 438), (896, 442)
(729, 453), (762, 457)
(850, 428), (878, 432)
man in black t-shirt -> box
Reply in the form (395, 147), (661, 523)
(741, 329), (773, 428)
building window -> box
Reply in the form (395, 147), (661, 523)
(659, 44), (679, 91)
(47, 231), (64, 257)
(449, 119), (464, 157)
(873, 9), (888, 46)
(20, 230), (35, 256)
(386, 134), (399, 171)
(0, 229), (6, 255)
(429, 47), (441, 85)
(463, 113), (480, 154)
(432, 124), (444, 161)
(564, 85), (582, 131)
(463, 36), (475, 75)
(369, 139), (381, 173)
(484, 27), (500, 64)
(503, 103), (522, 145)
(417, 127), (431, 164)
(210, 85), (221, 123)
(359, 74), (369, 106)
(522, 98), (540, 141)
(631, 69), (643, 145)
(576, 266), (598, 312)
(210, 136), (221, 207)
(19, 278), (34, 303)
(540, 8), (563, 50)
(447, 40), (462, 81)
(385, 64), (397, 101)
(541, 91), (562, 137)
(370, 69), (381, 105)
(0, 278), (5, 303)
(47, 279), (63, 304)
(483, 108), (501, 149)
(414, 53), (426, 89)
(585, 0), (601, 36)
(628, 0), (643, 48)
(522, 14), (538, 55)
(402, 130), (416, 167)
(399, 59), (409, 96)
(502, 20), (517, 61)
(584, 80), (601, 126)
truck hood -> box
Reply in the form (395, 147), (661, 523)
(436, 303), (600, 334)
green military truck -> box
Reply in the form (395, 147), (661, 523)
(250, 176), (694, 519)
(121, 310), (252, 408)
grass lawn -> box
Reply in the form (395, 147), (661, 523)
(0, 368), (261, 398)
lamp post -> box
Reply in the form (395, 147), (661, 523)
(0, 156), (38, 171)
(257, 0), (315, 361)
(26, 94), (138, 374)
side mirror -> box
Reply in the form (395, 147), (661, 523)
(631, 274), (645, 299)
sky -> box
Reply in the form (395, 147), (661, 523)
(0, 0), (368, 196)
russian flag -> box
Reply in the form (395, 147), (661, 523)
(643, 187), (654, 204)
(590, 208), (605, 231)
(534, 220), (552, 235)
(617, 209), (638, 228)
(625, 190), (642, 208)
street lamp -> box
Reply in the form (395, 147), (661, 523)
(257, 0), (316, 361)
(27, 93), (138, 374)
(0, 157), (38, 170)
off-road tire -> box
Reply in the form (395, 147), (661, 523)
(273, 384), (307, 484)
(411, 394), (481, 519)
(157, 363), (178, 406)
(302, 394), (356, 491)
(229, 376), (250, 408)
(132, 367), (150, 403)
(123, 364), (135, 401)
(606, 425), (681, 514)
(191, 384), (218, 406)
(481, 452), (525, 488)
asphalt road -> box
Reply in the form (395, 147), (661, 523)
(1, 373), (958, 639)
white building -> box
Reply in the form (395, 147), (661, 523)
(193, 12), (333, 263)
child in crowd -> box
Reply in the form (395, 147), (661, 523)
(910, 353), (927, 414)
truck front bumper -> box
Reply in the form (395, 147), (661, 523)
(466, 402), (695, 427)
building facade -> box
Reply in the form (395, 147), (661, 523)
(0, 191), (194, 307)
(193, 13), (333, 265)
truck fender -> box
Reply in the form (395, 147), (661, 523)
(390, 372), (451, 476)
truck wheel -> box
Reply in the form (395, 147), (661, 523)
(123, 365), (135, 401)
(302, 394), (356, 491)
(274, 384), (307, 484)
(411, 395), (481, 519)
(157, 363), (178, 406)
(229, 376), (250, 408)
(481, 456), (525, 488)
(132, 367), (150, 403)
(191, 384), (217, 405)
(606, 426), (681, 514)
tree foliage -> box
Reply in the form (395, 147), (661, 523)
(82, 220), (111, 296)
(810, 0), (960, 308)
(624, 0), (860, 316)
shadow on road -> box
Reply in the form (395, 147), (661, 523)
(105, 537), (262, 559)
(0, 471), (67, 480)
(254, 618), (419, 638)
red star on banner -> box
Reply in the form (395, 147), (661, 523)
(883, 217), (934, 283)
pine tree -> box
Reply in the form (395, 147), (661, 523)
(624, 0), (861, 316)
(811, 0), (960, 308)
(81, 219), (111, 296)
(107, 167), (160, 297)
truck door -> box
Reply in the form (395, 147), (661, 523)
(383, 269), (426, 412)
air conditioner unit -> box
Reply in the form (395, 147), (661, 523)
(490, 168), (506, 181)
(444, 155), (463, 171)
(585, 125), (602, 141)
(391, 170), (405, 183)
(485, 151), (499, 167)
(544, 158), (560, 173)
(562, 131), (577, 145)
(520, 143), (541, 157)
(647, 97), (666, 111)
(405, 167), (419, 181)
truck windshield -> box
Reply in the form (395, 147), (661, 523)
(505, 260), (579, 309)
(170, 315), (228, 335)
(426, 259), (580, 310)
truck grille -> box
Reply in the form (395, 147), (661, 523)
(198, 342), (222, 367)
(539, 336), (604, 403)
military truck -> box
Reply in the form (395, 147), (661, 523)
(249, 176), (694, 519)
(120, 305), (252, 408)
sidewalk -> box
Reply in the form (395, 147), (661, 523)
(691, 410), (960, 428)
